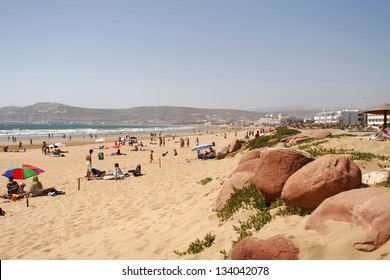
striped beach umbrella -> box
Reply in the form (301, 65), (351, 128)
(2, 164), (44, 180)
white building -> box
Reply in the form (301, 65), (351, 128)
(366, 114), (385, 126)
(314, 109), (363, 125)
(256, 113), (290, 125)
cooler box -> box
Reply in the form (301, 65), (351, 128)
(98, 152), (104, 160)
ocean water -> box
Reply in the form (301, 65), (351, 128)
(0, 123), (196, 141)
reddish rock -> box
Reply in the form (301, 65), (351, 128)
(215, 171), (254, 211)
(281, 134), (308, 143)
(216, 146), (229, 160)
(228, 139), (242, 153)
(231, 158), (263, 177)
(288, 136), (310, 146)
(231, 235), (299, 260)
(251, 149), (313, 202)
(305, 187), (390, 252)
(311, 130), (332, 139)
(282, 155), (362, 210)
(238, 149), (262, 165)
(362, 169), (390, 186)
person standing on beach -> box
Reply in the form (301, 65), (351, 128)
(150, 150), (154, 163)
(86, 149), (93, 179)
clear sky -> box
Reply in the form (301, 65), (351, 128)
(1, 0), (389, 110)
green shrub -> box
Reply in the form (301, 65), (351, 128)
(217, 185), (267, 222)
(198, 177), (213, 185)
(173, 233), (216, 256)
(247, 126), (301, 150)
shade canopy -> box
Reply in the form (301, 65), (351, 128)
(364, 103), (390, 128)
(2, 164), (44, 180)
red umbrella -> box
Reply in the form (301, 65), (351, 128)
(111, 145), (121, 149)
(2, 164), (44, 180)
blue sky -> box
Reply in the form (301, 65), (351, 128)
(0, 0), (389, 110)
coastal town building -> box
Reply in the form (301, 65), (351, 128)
(366, 114), (385, 126)
(313, 109), (363, 125)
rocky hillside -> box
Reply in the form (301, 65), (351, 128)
(0, 102), (262, 124)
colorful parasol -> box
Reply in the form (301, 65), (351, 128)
(2, 164), (45, 180)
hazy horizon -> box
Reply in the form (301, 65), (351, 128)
(1, 1), (389, 110)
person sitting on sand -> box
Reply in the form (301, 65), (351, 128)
(131, 145), (139, 151)
(29, 176), (65, 197)
(6, 176), (26, 196)
(103, 163), (128, 180)
(128, 164), (142, 177)
(203, 147), (216, 159)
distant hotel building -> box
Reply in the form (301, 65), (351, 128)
(366, 114), (385, 126)
(314, 109), (385, 126)
(314, 109), (363, 125)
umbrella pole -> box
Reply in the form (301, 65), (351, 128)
(26, 194), (29, 207)
(78, 178), (81, 191)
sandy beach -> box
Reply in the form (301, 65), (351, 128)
(1, 129), (390, 260)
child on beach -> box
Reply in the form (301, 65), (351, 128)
(150, 150), (154, 163)
(86, 149), (93, 179)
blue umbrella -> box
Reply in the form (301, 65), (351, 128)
(191, 143), (215, 151)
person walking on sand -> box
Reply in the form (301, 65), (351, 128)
(86, 149), (93, 179)
(150, 150), (154, 163)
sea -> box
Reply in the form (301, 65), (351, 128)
(0, 123), (197, 142)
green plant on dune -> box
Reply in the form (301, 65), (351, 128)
(231, 210), (272, 247)
(198, 177), (213, 185)
(217, 185), (267, 222)
(247, 126), (301, 150)
(173, 233), (216, 256)
(275, 207), (311, 217)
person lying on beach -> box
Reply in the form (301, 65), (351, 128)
(29, 176), (65, 197)
(162, 151), (168, 157)
(51, 150), (65, 157)
(111, 149), (126, 156)
(91, 168), (106, 177)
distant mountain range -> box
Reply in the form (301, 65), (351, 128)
(0, 103), (330, 124)
(0, 103), (266, 125)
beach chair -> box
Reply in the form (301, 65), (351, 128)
(368, 127), (390, 141)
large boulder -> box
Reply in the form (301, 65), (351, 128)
(305, 187), (390, 252)
(362, 169), (390, 186)
(228, 139), (241, 153)
(216, 146), (229, 160)
(251, 149), (314, 202)
(231, 158), (263, 177)
(282, 155), (362, 210)
(231, 235), (299, 260)
(238, 149), (262, 165)
(215, 171), (254, 211)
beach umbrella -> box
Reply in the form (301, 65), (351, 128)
(364, 103), (390, 128)
(191, 143), (214, 151)
(2, 164), (44, 180)
(54, 143), (66, 147)
(111, 144), (121, 149)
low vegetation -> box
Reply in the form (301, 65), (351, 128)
(247, 126), (300, 150)
(198, 177), (213, 185)
(173, 233), (216, 256)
